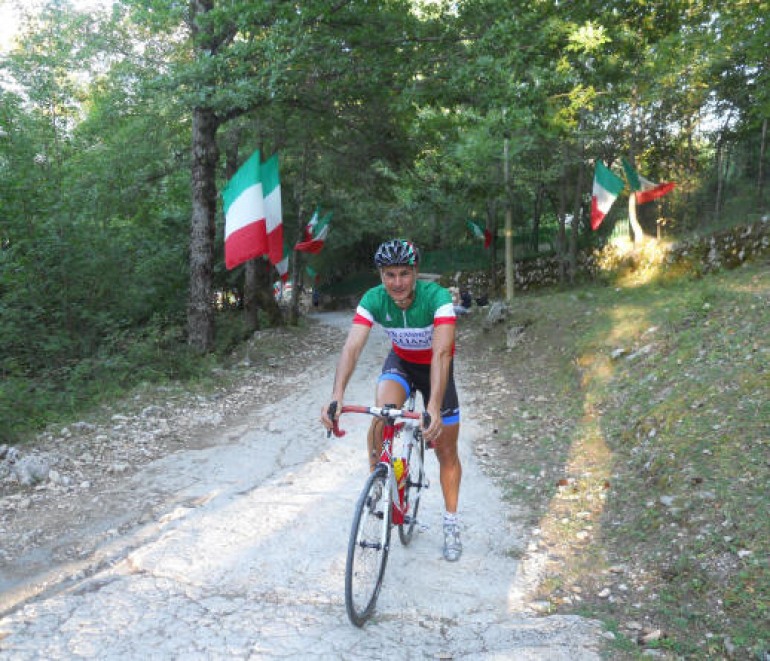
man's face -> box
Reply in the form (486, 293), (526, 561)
(380, 265), (417, 306)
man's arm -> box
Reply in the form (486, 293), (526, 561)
(425, 322), (455, 442)
(331, 323), (371, 400)
(321, 323), (371, 429)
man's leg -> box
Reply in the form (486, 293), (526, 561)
(433, 423), (461, 513)
(434, 422), (462, 561)
(366, 378), (407, 471)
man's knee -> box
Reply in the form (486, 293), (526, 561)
(367, 418), (385, 469)
(368, 417), (385, 437)
(435, 425), (460, 462)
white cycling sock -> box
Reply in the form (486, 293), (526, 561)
(443, 511), (459, 526)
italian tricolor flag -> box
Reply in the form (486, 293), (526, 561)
(300, 206), (321, 243)
(467, 219), (493, 249)
(223, 151), (283, 270)
(622, 158), (676, 205)
(590, 161), (625, 230)
(295, 208), (332, 254)
(275, 247), (289, 282)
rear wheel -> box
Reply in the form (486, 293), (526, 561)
(398, 429), (425, 546)
(345, 465), (391, 627)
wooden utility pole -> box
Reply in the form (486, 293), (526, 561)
(757, 118), (767, 208)
(504, 135), (514, 303)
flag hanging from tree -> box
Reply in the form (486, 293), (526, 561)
(295, 209), (332, 254)
(306, 264), (320, 283)
(222, 151), (283, 270)
(301, 206), (321, 243)
(274, 247), (289, 282)
(622, 158), (676, 205)
(466, 219), (492, 249)
(590, 161), (625, 230)
(261, 153), (283, 265)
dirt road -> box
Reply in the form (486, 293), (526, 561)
(0, 313), (603, 659)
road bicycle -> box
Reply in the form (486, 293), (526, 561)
(328, 395), (430, 627)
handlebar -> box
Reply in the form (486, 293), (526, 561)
(327, 402), (431, 438)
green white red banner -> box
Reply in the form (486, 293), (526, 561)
(590, 161), (625, 230)
(223, 151), (283, 269)
(622, 158), (676, 205)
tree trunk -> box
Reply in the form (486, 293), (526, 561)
(485, 200), (498, 296)
(187, 105), (220, 353)
(432, 211), (441, 248)
(714, 137), (724, 224)
(628, 193), (644, 244)
(288, 146), (310, 326)
(289, 249), (303, 326)
(256, 259), (284, 326)
(758, 117), (767, 208)
(223, 128), (240, 181)
(186, 0), (222, 353)
(626, 141), (644, 244)
(627, 96), (646, 243)
(243, 260), (261, 330)
(557, 166), (568, 284)
(568, 161), (584, 284)
(628, 155), (644, 246)
(532, 181), (544, 253)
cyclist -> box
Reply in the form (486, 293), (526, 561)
(321, 239), (463, 561)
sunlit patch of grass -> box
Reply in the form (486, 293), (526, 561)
(577, 262), (770, 658)
(466, 258), (768, 659)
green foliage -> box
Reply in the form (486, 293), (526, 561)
(1, 0), (768, 439)
(0, 314), (209, 444)
(319, 270), (379, 298)
(422, 245), (491, 273)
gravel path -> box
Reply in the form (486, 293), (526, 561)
(0, 313), (604, 659)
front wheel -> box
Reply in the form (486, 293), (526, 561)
(345, 465), (391, 627)
(398, 429), (425, 546)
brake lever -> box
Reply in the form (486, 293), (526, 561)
(326, 401), (337, 438)
(422, 411), (433, 448)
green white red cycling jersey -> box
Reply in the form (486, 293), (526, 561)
(353, 280), (456, 364)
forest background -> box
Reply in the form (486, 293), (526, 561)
(1, 0), (768, 441)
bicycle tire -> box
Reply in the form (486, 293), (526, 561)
(345, 465), (391, 627)
(398, 428), (425, 546)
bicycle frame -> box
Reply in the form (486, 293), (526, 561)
(329, 400), (428, 525)
(332, 404), (422, 523)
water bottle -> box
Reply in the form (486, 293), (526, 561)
(393, 457), (409, 524)
(393, 457), (402, 482)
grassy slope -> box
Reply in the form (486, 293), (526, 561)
(460, 257), (769, 659)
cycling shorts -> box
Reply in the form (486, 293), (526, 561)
(378, 351), (460, 425)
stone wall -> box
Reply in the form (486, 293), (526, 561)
(446, 218), (770, 296)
